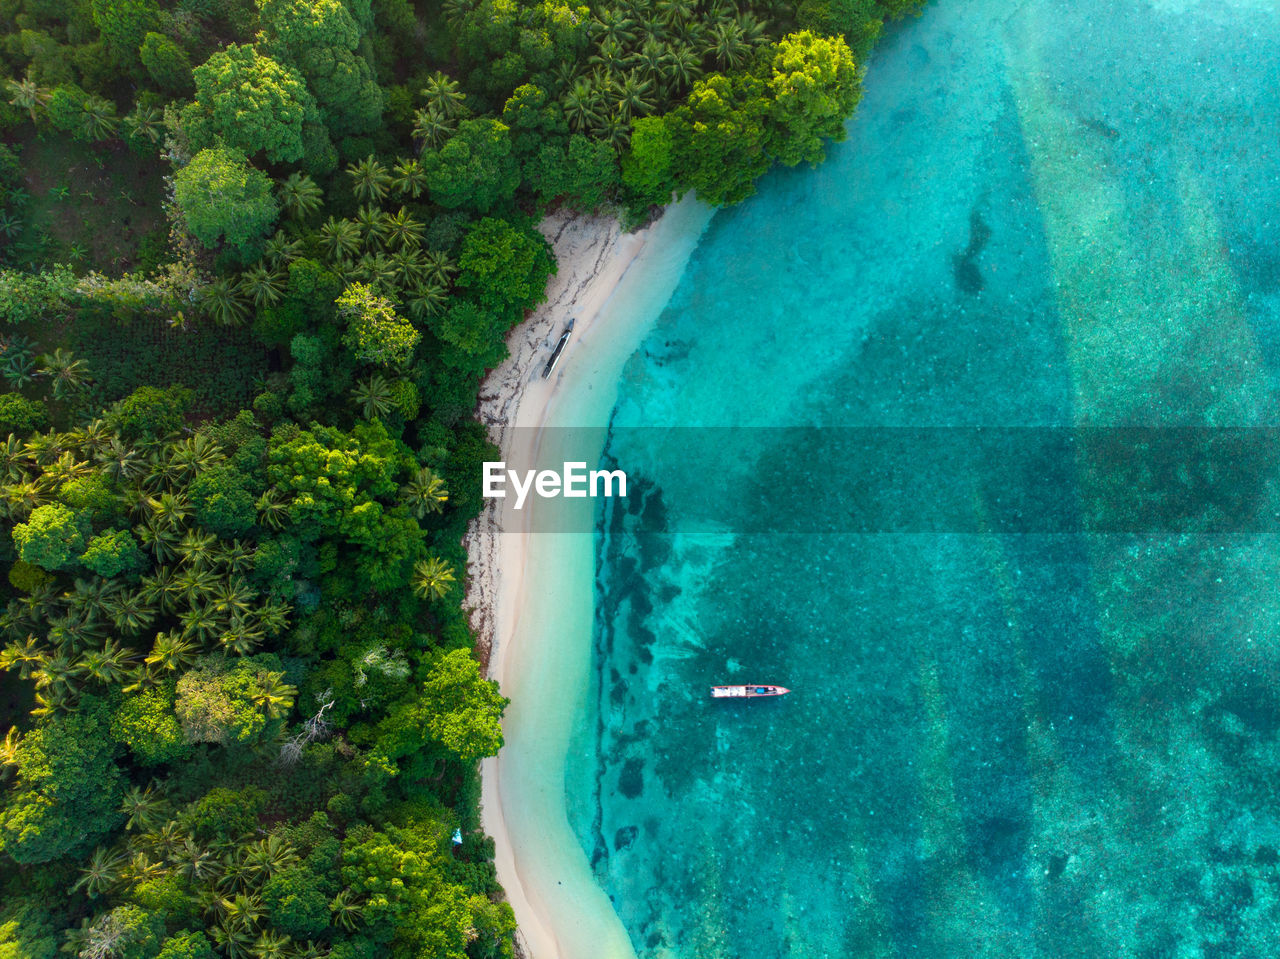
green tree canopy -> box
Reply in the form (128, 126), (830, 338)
(261, 865), (330, 938)
(0, 700), (125, 864)
(527, 134), (618, 212)
(337, 283), (421, 367)
(139, 32), (193, 93)
(455, 217), (554, 318)
(621, 115), (677, 211)
(764, 31), (861, 167)
(174, 655), (296, 746)
(666, 72), (771, 206)
(368, 649), (506, 775)
(80, 528), (146, 578)
(257, 0), (383, 139)
(154, 931), (215, 959)
(11, 502), (86, 571)
(420, 119), (521, 214)
(266, 420), (410, 544)
(340, 822), (475, 957)
(183, 44), (316, 163)
(91, 0), (161, 66)
(174, 148), (280, 257)
(110, 682), (190, 766)
(189, 464), (258, 537)
(0, 392), (48, 435)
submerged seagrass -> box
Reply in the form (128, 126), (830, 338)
(567, 0), (1280, 954)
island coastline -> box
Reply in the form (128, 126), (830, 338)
(464, 196), (713, 959)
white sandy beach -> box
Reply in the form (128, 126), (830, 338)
(464, 197), (713, 959)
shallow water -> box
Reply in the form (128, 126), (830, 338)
(565, 0), (1280, 955)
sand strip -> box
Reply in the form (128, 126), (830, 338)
(464, 197), (713, 958)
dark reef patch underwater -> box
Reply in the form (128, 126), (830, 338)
(565, 0), (1280, 955)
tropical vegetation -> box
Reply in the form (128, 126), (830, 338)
(0, 0), (920, 953)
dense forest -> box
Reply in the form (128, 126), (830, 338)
(0, 0), (919, 954)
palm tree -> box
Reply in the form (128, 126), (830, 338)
(146, 630), (199, 673)
(145, 490), (190, 530)
(121, 103), (162, 145)
(412, 555), (457, 601)
(243, 836), (299, 882)
(633, 38), (674, 86)
(353, 205), (387, 250)
(120, 784), (170, 832)
(589, 36), (628, 74)
(355, 252), (396, 290)
(168, 434), (224, 479)
(382, 207), (423, 250)
(213, 920), (256, 959)
(137, 520), (181, 562)
(238, 265), (286, 308)
(263, 230), (303, 268)
(277, 172), (323, 221)
(710, 20), (750, 70)
(141, 817), (188, 859)
(422, 71), (468, 119)
(99, 438), (147, 483)
(0, 636), (44, 680)
(30, 686), (74, 718)
(33, 652), (86, 697)
(218, 624), (264, 657)
(37, 348), (91, 400)
(178, 528), (220, 569)
(173, 837), (218, 883)
(405, 281), (449, 321)
(174, 565), (221, 603)
(219, 893), (266, 930)
(200, 277), (251, 327)
(329, 890), (363, 932)
(422, 250), (457, 286)
(179, 605), (220, 644)
(209, 577), (255, 621)
(597, 111), (632, 150)
(251, 930), (292, 959)
(402, 466), (449, 518)
(0, 211), (22, 242)
(137, 565), (180, 613)
(41, 449), (92, 486)
(735, 10), (769, 47)
(72, 847), (127, 897)
(351, 375), (395, 420)
(347, 155), (392, 204)
(80, 639), (137, 684)
(391, 158), (428, 199)
(655, 0), (695, 27)
(0, 433), (28, 481)
(256, 599), (292, 638)
(80, 95), (119, 141)
(215, 539), (256, 576)
(592, 11), (638, 47)
(255, 489), (291, 531)
(563, 78), (605, 133)
(411, 106), (455, 152)
(6, 72), (49, 121)
(390, 247), (427, 288)
(71, 418), (114, 457)
(614, 70), (656, 120)
(318, 216), (362, 260)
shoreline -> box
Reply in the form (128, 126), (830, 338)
(463, 197), (713, 959)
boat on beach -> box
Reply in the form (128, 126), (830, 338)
(710, 685), (790, 698)
(541, 318), (576, 379)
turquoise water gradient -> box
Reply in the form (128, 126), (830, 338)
(565, 0), (1280, 955)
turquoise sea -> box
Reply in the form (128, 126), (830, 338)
(563, 0), (1280, 954)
